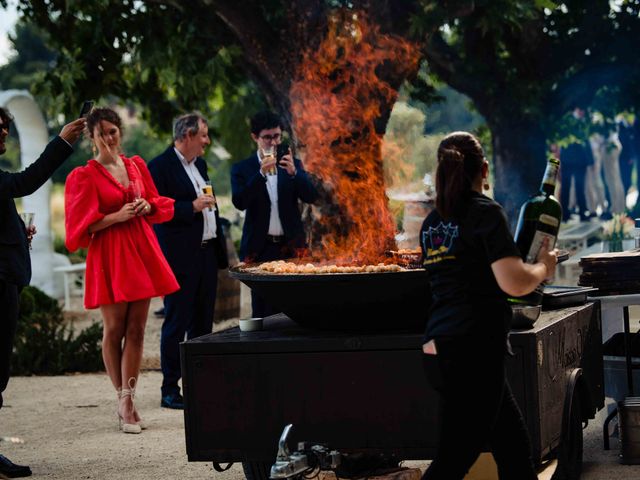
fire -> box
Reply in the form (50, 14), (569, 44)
(290, 11), (420, 264)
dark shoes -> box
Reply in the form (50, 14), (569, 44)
(0, 454), (32, 478)
(153, 307), (165, 318)
(161, 393), (184, 409)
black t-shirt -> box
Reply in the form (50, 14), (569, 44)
(420, 192), (521, 342)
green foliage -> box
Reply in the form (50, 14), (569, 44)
(52, 234), (87, 263)
(0, 20), (55, 92)
(0, 136), (20, 172)
(12, 286), (103, 375)
(383, 101), (447, 189)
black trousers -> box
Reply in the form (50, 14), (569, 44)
(250, 241), (289, 318)
(160, 242), (218, 397)
(0, 280), (20, 410)
(421, 337), (537, 480)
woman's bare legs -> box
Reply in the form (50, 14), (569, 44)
(121, 298), (150, 424)
(100, 299), (150, 426)
(100, 302), (128, 391)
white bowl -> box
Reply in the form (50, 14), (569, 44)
(239, 317), (263, 332)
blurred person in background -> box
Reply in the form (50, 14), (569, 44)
(231, 110), (317, 318)
(419, 132), (558, 480)
(148, 112), (228, 410)
(0, 107), (85, 477)
(560, 108), (595, 222)
(65, 107), (179, 434)
(618, 116), (638, 201)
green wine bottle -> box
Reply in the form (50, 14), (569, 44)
(511, 156), (562, 305)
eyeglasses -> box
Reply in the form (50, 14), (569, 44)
(259, 133), (281, 141)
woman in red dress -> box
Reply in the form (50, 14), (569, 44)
(65, 107), (179, 434)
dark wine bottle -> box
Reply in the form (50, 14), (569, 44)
(511, 156), (562, 305)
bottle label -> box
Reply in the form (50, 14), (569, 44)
(526, 230), (557, 264)
(539, 213), (559, 228)
(542, 162), (560, 188)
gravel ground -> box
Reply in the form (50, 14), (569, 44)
(2, 371), (640, 480)
(2, 293), (640, 479)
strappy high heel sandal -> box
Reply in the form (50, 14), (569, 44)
(126, 377), (148, 430)
(117, 382), (142, 434)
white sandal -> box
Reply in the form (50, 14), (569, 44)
(117, 378), (142, 434)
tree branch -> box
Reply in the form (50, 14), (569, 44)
(422, 31), (485, 103)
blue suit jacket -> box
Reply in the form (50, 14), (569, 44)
(0, 136), (73, 286)
(148, 146), (228, 275)
(231, 153), (317, 261)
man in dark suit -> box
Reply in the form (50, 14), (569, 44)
(148, 113), (228, 410)
(231, 111), (317, 317)
(0, 107), (85, 478)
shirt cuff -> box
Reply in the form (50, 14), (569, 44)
(58, 136), (73, 148)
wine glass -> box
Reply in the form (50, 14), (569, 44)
(19, 212), (35, 250)
(19, 212), (34, 229)
(129, 179), (142, 202)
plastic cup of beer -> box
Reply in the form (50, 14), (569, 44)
(202, 181), (214, 211)
(261, 146), (277, 176)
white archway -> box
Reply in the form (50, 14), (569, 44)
(0, 89), (70, 297)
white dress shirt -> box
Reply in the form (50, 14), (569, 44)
(175, 147), (216, 241)
(257, 151), (284, 236)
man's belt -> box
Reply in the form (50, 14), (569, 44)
(266, 235), (284, 243)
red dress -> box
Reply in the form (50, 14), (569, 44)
(65, 155), (179, 309)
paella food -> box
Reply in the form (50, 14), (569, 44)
(245, 260), (405, 274)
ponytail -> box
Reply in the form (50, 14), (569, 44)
(434, 132), (486, 219)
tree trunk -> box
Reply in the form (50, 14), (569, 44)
(491, 119), (548, 231)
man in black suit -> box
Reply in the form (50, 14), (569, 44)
(0, 107), (85, 478)
(148, 113), (228, 410)
(231, 111), (317, 317)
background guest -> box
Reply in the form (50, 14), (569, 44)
(1, 107), (85, 477)
(231, 110), (317, 318)
(148, 112), (228, 410)
(560, 108), (595, 222)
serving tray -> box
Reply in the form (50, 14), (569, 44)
(542, 285), (598, 310)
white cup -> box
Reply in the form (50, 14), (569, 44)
(239, 317), (264, 332)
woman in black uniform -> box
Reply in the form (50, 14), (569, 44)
(419, 132), (558, 480)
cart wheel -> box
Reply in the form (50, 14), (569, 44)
(241, 461), (271, 480)
(552, 388), (583, 480)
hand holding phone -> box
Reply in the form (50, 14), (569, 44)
(79, 100), (94, 118)
(276, 143), (297, 176)
(276, 142), (290, 163)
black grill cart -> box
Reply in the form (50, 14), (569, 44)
(181, 303), (603, 479)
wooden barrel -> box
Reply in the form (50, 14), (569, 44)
(619, 397), (640, 464)
(214, 223), (241, 323)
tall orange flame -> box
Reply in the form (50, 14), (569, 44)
(290, 11), (420, 264)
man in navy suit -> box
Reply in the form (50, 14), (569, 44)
(148, 113), (228, 410)
(0, 107), (85, 478)
(231, 111), (317, 317)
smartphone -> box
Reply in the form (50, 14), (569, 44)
(79, 100), (94, 118)
(276, 142), (290, 162)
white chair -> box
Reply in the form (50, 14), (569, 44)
(53, 263), (86, 311)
